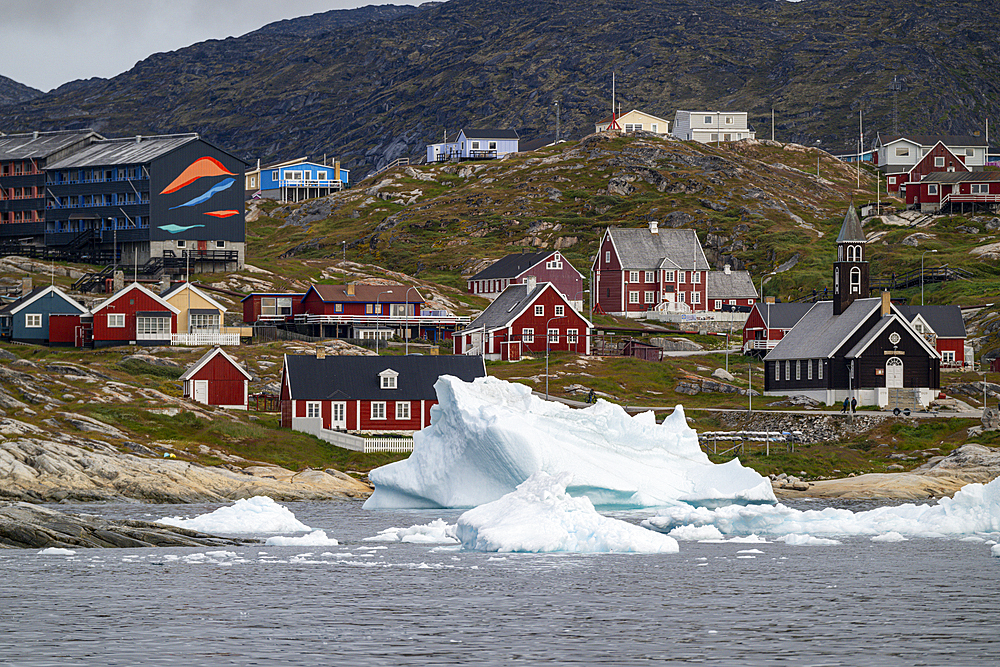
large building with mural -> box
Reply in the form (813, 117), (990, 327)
(0, 130), (247, 271)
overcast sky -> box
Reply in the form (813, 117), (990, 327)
(0, 0), (426, 92)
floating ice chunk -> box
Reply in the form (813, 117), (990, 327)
(645, 478), (1000, 539)
(265, 530), (339, 546)
(871, 532), (908, 543)
(779, 534), (842, 546)
(737, 549), (765, 554)
(364, 519), (458, 544)
(365, 376), (774, 509)
(455, 471), (679, 553)
(992, 544), (1000, 558)
(38, 547), (76, 555)
(157, 496), (311, 534)
(728, 534), (768, 544)
(669, 524), (725, 541)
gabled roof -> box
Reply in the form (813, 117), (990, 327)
(250, 156), (309, 174)
(462, 282), (593, 333)
(595, 109), (672, 126)
(836, 206), (865, 244)
(750, 302), (813, 330)
(2, 285), (90, 316)
(239, 292), (306, 303)
(518, 136), (557, 152)
(304, 283), (425, 304)
(922, 171), (1000, 184)
(906, 141), (971, 177)
(460, 128), (519, 140)
(90, 282), (180, 315)
(878, 134), (988, 148)
(180, 347), (252, 381)
(46, 134), (249, 169)
(765, 298), (881, 361)
(0, 130), (101, 161)
(603, 227), (711, 271)
(160, 282), (229, 313)
(895, 304), (966, 338)
(707, 270), (758, 299)
(469, 251), (566, 282)
(282, 354), (486, 401)
(845, 313), (939, 360)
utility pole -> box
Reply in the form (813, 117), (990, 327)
(555, 100), (560, 142)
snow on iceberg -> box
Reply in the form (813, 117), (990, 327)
(364, 519), (459, 544)
(455, 471), (679, 553)
(265, 530), (339, 546)
(644, 477), (1000, 539)
(364, 376), (774, 509)
(157, 496), (311, 534)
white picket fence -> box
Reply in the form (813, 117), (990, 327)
(363, 437), (414, 453)
(171, 332), (241, 346)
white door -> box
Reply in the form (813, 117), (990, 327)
(886, 357), (903, 388)
(194, 380), (208, 404)
(331, 402), (347, 430)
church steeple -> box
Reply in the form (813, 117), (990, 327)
(833, 205), (868, 315)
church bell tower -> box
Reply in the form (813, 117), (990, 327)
(833, 205), (868, 315)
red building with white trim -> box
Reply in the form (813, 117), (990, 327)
(86, 282), (179, 348)
(467, 250), (585, 310)
(907, 171), (1000, 214)
(180, 347), (253, 409)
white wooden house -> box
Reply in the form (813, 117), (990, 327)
(673, 111), (755, 143)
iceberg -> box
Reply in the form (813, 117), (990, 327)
(365, 376), (774, 509)
(456, 471), (679, 553)
(157, 496), (311, 534)
(265, 531), (339, 546)
(364, 519), (459, 544)
(645, 477), (1000, 539)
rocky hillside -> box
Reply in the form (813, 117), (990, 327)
(0, 74), (42, 106)
(2, 0), (998, 172)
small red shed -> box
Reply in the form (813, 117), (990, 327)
(180, 347), (253, 409)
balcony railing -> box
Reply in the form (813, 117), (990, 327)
(293, 313), (470, 326)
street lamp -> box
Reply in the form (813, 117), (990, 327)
(375, 290), (391, 352)
(342, 240), (346, 263)
(404, 285), (419, 355)
(545, 314), (565, 399)
(921, 249), (938, 305)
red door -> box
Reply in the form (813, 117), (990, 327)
(198, 240), (208, 255)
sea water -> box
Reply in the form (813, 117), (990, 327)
(1, 500), (999, 666)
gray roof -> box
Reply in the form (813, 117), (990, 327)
(836, 206), (865, 243)
(765, 298), (881, 361)
(895, 304), (966, 338)
(707, 270), (757, 299)
(607, 227), (711, 270)
(0, 287), (47, 315)
(283, 354), (486, 401)
(922, 171), (1000, 184)
(462, 128), (519, 140)
(464, 282), (547, 331)
(753, 302), (814, 330)
(46, 134), (200, 168)
(470, 252), (552, 281)
(0, 130), (101, 161)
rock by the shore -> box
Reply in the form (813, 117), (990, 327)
(0, 501), (256, 549)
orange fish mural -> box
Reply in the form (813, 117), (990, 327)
(204, 210), (239, 218)
(160, 157), (235, 195)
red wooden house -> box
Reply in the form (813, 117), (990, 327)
(240, 292), (305, 324)
(896, 305), (969, 367)
(180, 347), (253, 409)
(591, 221), (711, 317)
(453, 277), (593, 361)
(86, 283), (179, 348)
(467, 250), (585, 310)
(887, 141), (970, 196)
(907, 171), (1000, 214)
(297, 282), (426, 340)
(280, 353), (486, 435)
(741, 301), (813, 356)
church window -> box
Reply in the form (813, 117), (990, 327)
(850, 267), (861, 294)
(818, 361), (823, 380)
(784, 360), (790, 381)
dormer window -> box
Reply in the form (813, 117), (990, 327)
(379, 369), (399, 389)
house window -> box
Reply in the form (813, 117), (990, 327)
(692, 291), (701, 304)
(714, 300), (722, 310)
(334, 303), (343, 313)
(645, 291), (655, 303)
(535, 305), (544, 316)
(942, 350), (956, 364)
(548, 328), (559, 343)
(774, 363), (780, 381)
(928, 184), (939, 195)
(692, 272), (701, 284)
(216, 240), (225, 249)
(680, 271), (687, 284)
(795, 360), (801, 380)
(522, 328), (534, 343)
(850, 267), (861, 294)
(629, 291), (639, 304)
(108, 313), (125, 328)
(651, 124), (658, 133)
(705, 116), (713, 124)
(25, 313), (42, 328)
(664, 270), (675, 282)
(896, 147), (910, 156)
(711, 134), (718, 142)
(678, 292), (685, 302)
(645, 271), (654, 283)
(137, 316), (170, 338)
(726, 116), (734, 124)
(554, 305), (564, 316)
(567, 329), (578, 344)
(807, 360), (813, 380)
(784, 360), (791, 381)
(396, 401), (410, 420)
(847, 245), (861, 262)
(818, 361), (823, 380)
(471, 141), (480, 150)
(488, 141), (497, 150)
(189, 313), (219, 330)
(371, 402), (386, 420)
(317, 171), (327, 180)
(381, 375), (397, 389)
(888, 176), (896, 185)
(967, 149), (975, 157)
(271, 170), (278, 180)
(176, 240), (186, 248)
(306, 402), (321, 419)
(934, 157), (945, 167)
(629, 271), (640, 283)
(972, 184), (989, 194)
(605, 250), (610, 263)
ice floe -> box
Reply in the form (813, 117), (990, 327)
(38, 547), (76, 556)
(364, 519), (459, 544)
(157, 496), (311, 534)
(455, 471), (679, 553)
(265, 530), (339, 546)
(365, 376), (774, 509)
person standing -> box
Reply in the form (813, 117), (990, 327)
(841, 397), (849, 413)
(851, 397), (857, 413)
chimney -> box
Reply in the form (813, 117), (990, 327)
(21, 276), (32, 296)
(881, 291), (891, 317)
(160, 275), (170, 293)
(316, 346), (326, 360)
(32, 131), (38, 140)
(346, 282), (355, 296)
(135, 135), (142, 144)
(724, 264), (731, 274)
(525, 275), (537, 292)
(649, 220), (659, 234)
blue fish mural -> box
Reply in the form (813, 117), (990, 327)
(158, 224), (205, 234)
(168, 178), (235, 210)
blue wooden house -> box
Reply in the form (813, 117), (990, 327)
(426, 129), (520, 162)
(0, 285), (90, 346)
(247, 157), (348, 202)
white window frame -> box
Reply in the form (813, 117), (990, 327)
(714, 300), (722, 310)
(934, 156), (945, 167)
(818, 360), (824, 380)
(644, 291), (656, 304)
(795, 360), (801, 381)
(136, 316), (170, 339)
(534, 304), (544, 316)
(306, 401), (321, 419)
(554, 305), (564, 317)
(371, 402), (386, 420)
(774, 362), (780, 381)
(381, 375), (397, 390)
(317, 170), (327, 180)
(604, 250), (610, 263)
(628, 291), (640, 304)
(704, 116), (713, 124)
(785, 360), (790, 381)
(471, 141), (480, 150)
(807, 360), (813, 380)
(216, 240), (225, 249)
(108, 313), (125, 328)
(522, 328), (534, 344)
(25, 313), (42, 328)
(644, 271), (654, 283)
(176, 239), (186, 248)
(629, 271), (640, 283)
(972, 184), (989, 194)
(189, 313), (219, 331)
(692, 291), (701, 304)
(664, 270), (675, 283)
(678, 291), (685, 303)
(548, 328), (559, 344)
(896, 147), (910, 156)
(488, 141), (497, 151)
(395, 401), (410, 420)
(927, 184), (938, 195)
(567, 329), (578, 344)
(850, 267), (862, 294)
(942, 350), (956, 363)
(692, 271), (701, 284)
